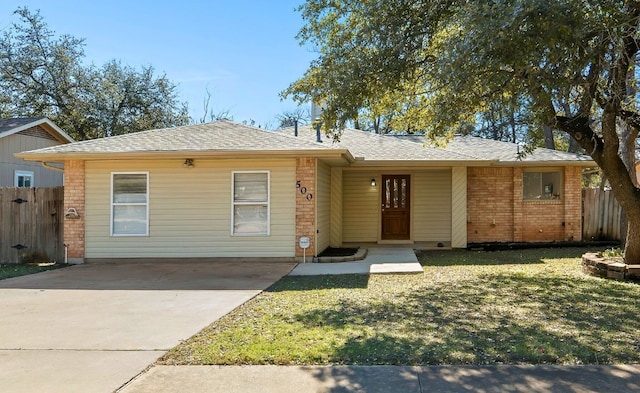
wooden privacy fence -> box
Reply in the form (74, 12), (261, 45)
(0, 187), (64, 264)
(582, 188), (624, 241)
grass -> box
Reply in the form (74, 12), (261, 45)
(160, 247), (640, 366)
(0, 262), (66, 280)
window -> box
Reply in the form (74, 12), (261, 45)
(523, 171), (562, 200)
(111, 173), (149, 236)
(232, 171), (269, 235)
(14, 170), (34, 187)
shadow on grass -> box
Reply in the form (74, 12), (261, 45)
(292, 271), (640, 365)
(418, 247), (591, 266)
(267, 274), (370, 292)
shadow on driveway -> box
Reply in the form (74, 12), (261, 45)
(0, 261), (297, 290)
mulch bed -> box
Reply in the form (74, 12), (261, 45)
(317, 247), (359, 257)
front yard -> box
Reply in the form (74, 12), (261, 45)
(161, 247), (640, 366)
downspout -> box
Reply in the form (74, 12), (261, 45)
(41, 162), (65, 172)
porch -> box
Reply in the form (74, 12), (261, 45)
(289, 247), (424, 276)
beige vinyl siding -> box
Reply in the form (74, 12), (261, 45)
(342, 170), (379, 242)
(85, 159), (296, 258)
(330, 167), (343, 247)
(316, 160), (331, 254)
(451, 167), (468, 247)
(0, 134), (65, 186)
(413, 170), (452, 242)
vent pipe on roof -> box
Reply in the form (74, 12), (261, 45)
(315, 121), (322, 143)
(294, 120), (298, 137)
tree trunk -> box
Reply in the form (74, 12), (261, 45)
(556, 114), (640, 264)
(621, 124), (639, 187)
(625, 217), (640, 264)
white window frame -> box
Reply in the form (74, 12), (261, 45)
(14, 170), (34, 187)
(231, 171), (270, 236)
(110, 172), (149, 236)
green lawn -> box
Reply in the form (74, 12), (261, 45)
(160, 247), (640, 366)
(0, 263), (66, 280)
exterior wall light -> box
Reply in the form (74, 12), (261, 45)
(371, 178), (376, 187)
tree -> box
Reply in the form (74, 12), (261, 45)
(0, 7), (189, 140)
(193, 87), (232, 124)
(284, 0), (640, 263)
(474, 97), (532, 143)
(275, 106), (311, 129)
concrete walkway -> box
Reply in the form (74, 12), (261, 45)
(120, 364), (640, 393)
(289, 248), (423, 275)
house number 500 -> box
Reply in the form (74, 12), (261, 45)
(296, 180), (313, 201)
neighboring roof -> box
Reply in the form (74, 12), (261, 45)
(276, 125), (482, 164)
(394, 134), (595, 166)
(0, 117), (74, 143)
(16, 120), (352, 162)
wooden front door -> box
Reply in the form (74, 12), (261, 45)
(381, 175), (410, 240)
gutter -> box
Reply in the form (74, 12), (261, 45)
(41, 161), (64, 172)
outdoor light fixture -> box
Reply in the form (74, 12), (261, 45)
(371, 178), (376, 187)
(183, 158), (194, 168)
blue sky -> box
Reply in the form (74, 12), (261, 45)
(0, 1), (317, 128)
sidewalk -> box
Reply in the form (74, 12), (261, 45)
(119, 364), (640, 393)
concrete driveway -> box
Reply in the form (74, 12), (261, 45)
(0, 261), (295, 393)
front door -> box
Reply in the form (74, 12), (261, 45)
(381, 174), (410, 240)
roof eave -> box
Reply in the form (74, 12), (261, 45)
(15, 148), (354, 163)
(493, 160), (596, 167)
(350, 159), (496, 167)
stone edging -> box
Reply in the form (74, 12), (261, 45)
(582, 252), (640, 280)
(313, 248), (368, 263)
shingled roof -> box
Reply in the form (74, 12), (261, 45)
(17, 119), (594, 166)
(0, 117), (74, 142)
(0, 117), (45, 134)
(17, 120), (349, 161)
(276, 125), (480, 163)
(394, 134), (594, 164)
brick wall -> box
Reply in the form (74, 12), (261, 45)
(468, 166), (583, 243)
(295, 157), (316, 257)
(520, 202), (565, 241)
(64, 160), (85, 263)
(563, 166), (583, 241)
(467, 167), (515, 242)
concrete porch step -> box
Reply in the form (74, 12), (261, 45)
(289, 248), (423, 276)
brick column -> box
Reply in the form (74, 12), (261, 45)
(295, 158), (317, 257)
(64, 160), (85, 264)
(564, 166), (582, 241)
(512, 167), (523, 242)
